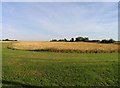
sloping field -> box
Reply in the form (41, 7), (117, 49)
(8, 41), (118, 53)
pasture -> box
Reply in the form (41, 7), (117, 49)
(2, 42), (118, 87)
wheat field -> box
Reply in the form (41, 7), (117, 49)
(7, 41), (118, 53)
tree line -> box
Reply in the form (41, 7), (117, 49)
(50, 37), (116, 43)
(1, 39), (18, 41)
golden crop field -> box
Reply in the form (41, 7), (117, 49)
(7, 41), (118, 53)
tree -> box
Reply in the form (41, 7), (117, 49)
(109, 39), (115, 43)
(64, 38), (67, 42)
(70, 38), (74, 42)
(84, 37), (89, 42)
(58, 39), (65, 42)
(75, 37), (84, 42)
(100, 39), (115, 43)
(50, 39), (57, 42)
(3, 39), (9, 41)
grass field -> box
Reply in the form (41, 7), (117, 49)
(2, 42), (119, 87)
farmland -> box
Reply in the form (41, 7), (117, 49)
(8, 41), (118, 53)
(2, 41), (119, 87)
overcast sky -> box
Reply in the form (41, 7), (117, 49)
(2, 2), (118, 41)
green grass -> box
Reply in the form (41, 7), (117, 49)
(2, 43), (118, 87)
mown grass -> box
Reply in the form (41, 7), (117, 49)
(2, 42), (119, 87)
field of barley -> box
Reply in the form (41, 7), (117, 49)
(8, 41), (118, 53)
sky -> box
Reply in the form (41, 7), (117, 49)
(2, 2), (118, 41)
(1, 0), (120, 2)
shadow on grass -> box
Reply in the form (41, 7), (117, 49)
(1, 80), (119, 88)
(2, 80), (42, 88)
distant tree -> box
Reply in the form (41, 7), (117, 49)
(50, 39), (57, 42)
(57, 38), (68, 42)
(70, 38), (74, 42)
(58, 39), (65, 42)
(75, 37), (84, 42)
(50, 37), (115, 43)
(87, 40), (100, 42)
(100, 39), (108, 43)
(108, 39), (115, 43)
(64, 38), (67, 42)
(100, 39), (115, 43)
(3, 39), (9, 41)
(3, 39), (18, 41)
(84, 37), (89, 42)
